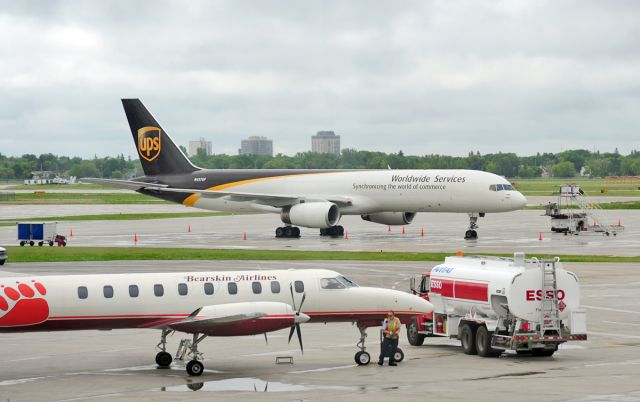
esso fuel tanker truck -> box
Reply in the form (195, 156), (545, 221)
(408, 253), (587, 357)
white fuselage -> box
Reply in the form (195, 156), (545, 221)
(187, 169), (526, 215)
(0, 269), (433, 334)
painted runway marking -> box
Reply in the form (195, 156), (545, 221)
(602, 320), (640, 327)
(0, 376), (49, 386)
(289, 364), (356, 374)
(582, 305), (640, 315)
(584, 359), (640, 368)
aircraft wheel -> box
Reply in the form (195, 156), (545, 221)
(319, 228), (327, 236)
(394, 348), (404, 363)
(354, 351), (371, 365)
(155, 351), (173, 367)
(460, 324), (477, 355)
(186, 360), (204, 376)
(292, 227), (300, 237)
(284, 226), (293, 237)
(275, 227), (284, 238)
(464, 230), (478, 240)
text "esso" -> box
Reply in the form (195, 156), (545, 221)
(525, 289), (565, 301)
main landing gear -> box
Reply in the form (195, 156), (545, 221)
(465, 213), (484, 240)
(275, 226), (300, 238)
(320, 225), (344, 237)
(155, 329), (208, 376)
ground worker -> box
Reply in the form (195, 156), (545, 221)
(378, 310), (401, 366)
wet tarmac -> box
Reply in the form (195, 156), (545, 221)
(1, 208), (638, 256)
(0, 260), (639, 402)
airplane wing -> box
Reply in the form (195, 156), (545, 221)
(81, 177), (167, 191)
(81, 178), (352, 207)
(155, 302), (305, 336)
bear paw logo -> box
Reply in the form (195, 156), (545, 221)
(0, 281), (49, 327)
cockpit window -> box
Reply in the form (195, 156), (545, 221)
(490, 184), (515, 192)
(321, 278), (346, 289)
(336, 275), (358, 288)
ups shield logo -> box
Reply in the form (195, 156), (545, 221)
(137, 126), (162, 162)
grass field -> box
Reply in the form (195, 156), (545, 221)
(4, 246), (639, 264)
(1, 192), (167, 205)
(2, 183), (112, 190)
(512, 178), (640, 196)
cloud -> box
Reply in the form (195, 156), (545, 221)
(0, 0), (639, 158)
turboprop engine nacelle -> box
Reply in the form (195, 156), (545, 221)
(281, 202), (341, 228)
(361, 212), (416, 226)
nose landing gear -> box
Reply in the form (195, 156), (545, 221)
(354, 325), (371, 365)
(465, 213), (483, 240)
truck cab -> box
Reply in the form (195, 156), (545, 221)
(408, 271), (433, 346)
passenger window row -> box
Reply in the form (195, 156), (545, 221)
(77, 280), (303, 299)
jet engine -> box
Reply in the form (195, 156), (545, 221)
(361, 212), (416, 226)
(281, 202), (341, 228)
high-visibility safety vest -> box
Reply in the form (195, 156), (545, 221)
(384, 317), (400, 339)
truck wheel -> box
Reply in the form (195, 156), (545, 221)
(30, 241), (35, 246)
(0, 260), (5, 265)
(407, 320), (426, 346)
(476, 326), (500, 357)
(20, 241), (25, 246)
(38, 241), (43, 247)
(460, 324), (477, 355)
(49, 241), (54, 246)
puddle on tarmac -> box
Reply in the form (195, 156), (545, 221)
(157, 377), (358, 393)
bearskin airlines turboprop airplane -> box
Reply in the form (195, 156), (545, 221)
(0, 269), (432, 375)
(84, 99), (526, 240)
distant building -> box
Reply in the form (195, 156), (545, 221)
(311, 131), (340, 155)
(239, 136), (273, 156)
(188, 138), (212, 157)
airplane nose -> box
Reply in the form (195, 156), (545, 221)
(409, 294), (433, 314)
(295, 312), (310, 324)
(514, 192), (527, 209)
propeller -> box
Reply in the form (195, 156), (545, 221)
(288, 283), (307, 353)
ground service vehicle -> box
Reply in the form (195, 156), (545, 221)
(408, 253), (587, 357)
(17, 222), (57, 247)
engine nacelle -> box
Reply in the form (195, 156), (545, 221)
(281, 202), (341, 228)
(361, 212), (416, 226)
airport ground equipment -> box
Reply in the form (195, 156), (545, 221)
(16, 222), (58, 247)
(544, 185), (623, 236)
(0, 247), (6, 265)
(408, 253), (587, 357)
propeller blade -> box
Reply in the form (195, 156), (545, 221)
(296, 323), (304, 353)
(298, 292), (307, 313)
(288, 325), (295, 344)
(289, 283), (296, 311)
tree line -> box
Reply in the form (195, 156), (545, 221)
(1, 148), (639, 180)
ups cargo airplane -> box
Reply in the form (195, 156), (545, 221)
(0, 269), (433, 375)
(84, 99), (527, 239)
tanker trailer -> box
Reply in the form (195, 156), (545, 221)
(408, 253), (587, 357)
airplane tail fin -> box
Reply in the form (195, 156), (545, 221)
(121, 99), (199, 176)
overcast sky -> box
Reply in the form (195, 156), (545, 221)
(1, 0), (639, 158)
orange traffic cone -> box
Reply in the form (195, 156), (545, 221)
(421, 227), (424, 237)
(243, 231), (247, 240)
(344, 230), (348, 239)
(69, 228), (73, 237)
(538, 231), (542, 241)
(188, 224), (191, 233)
(134, 233), (138, 244)
(388, 225), (391, 232)
(618, 218), (621, 226)
(402, 226), (406, 235)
